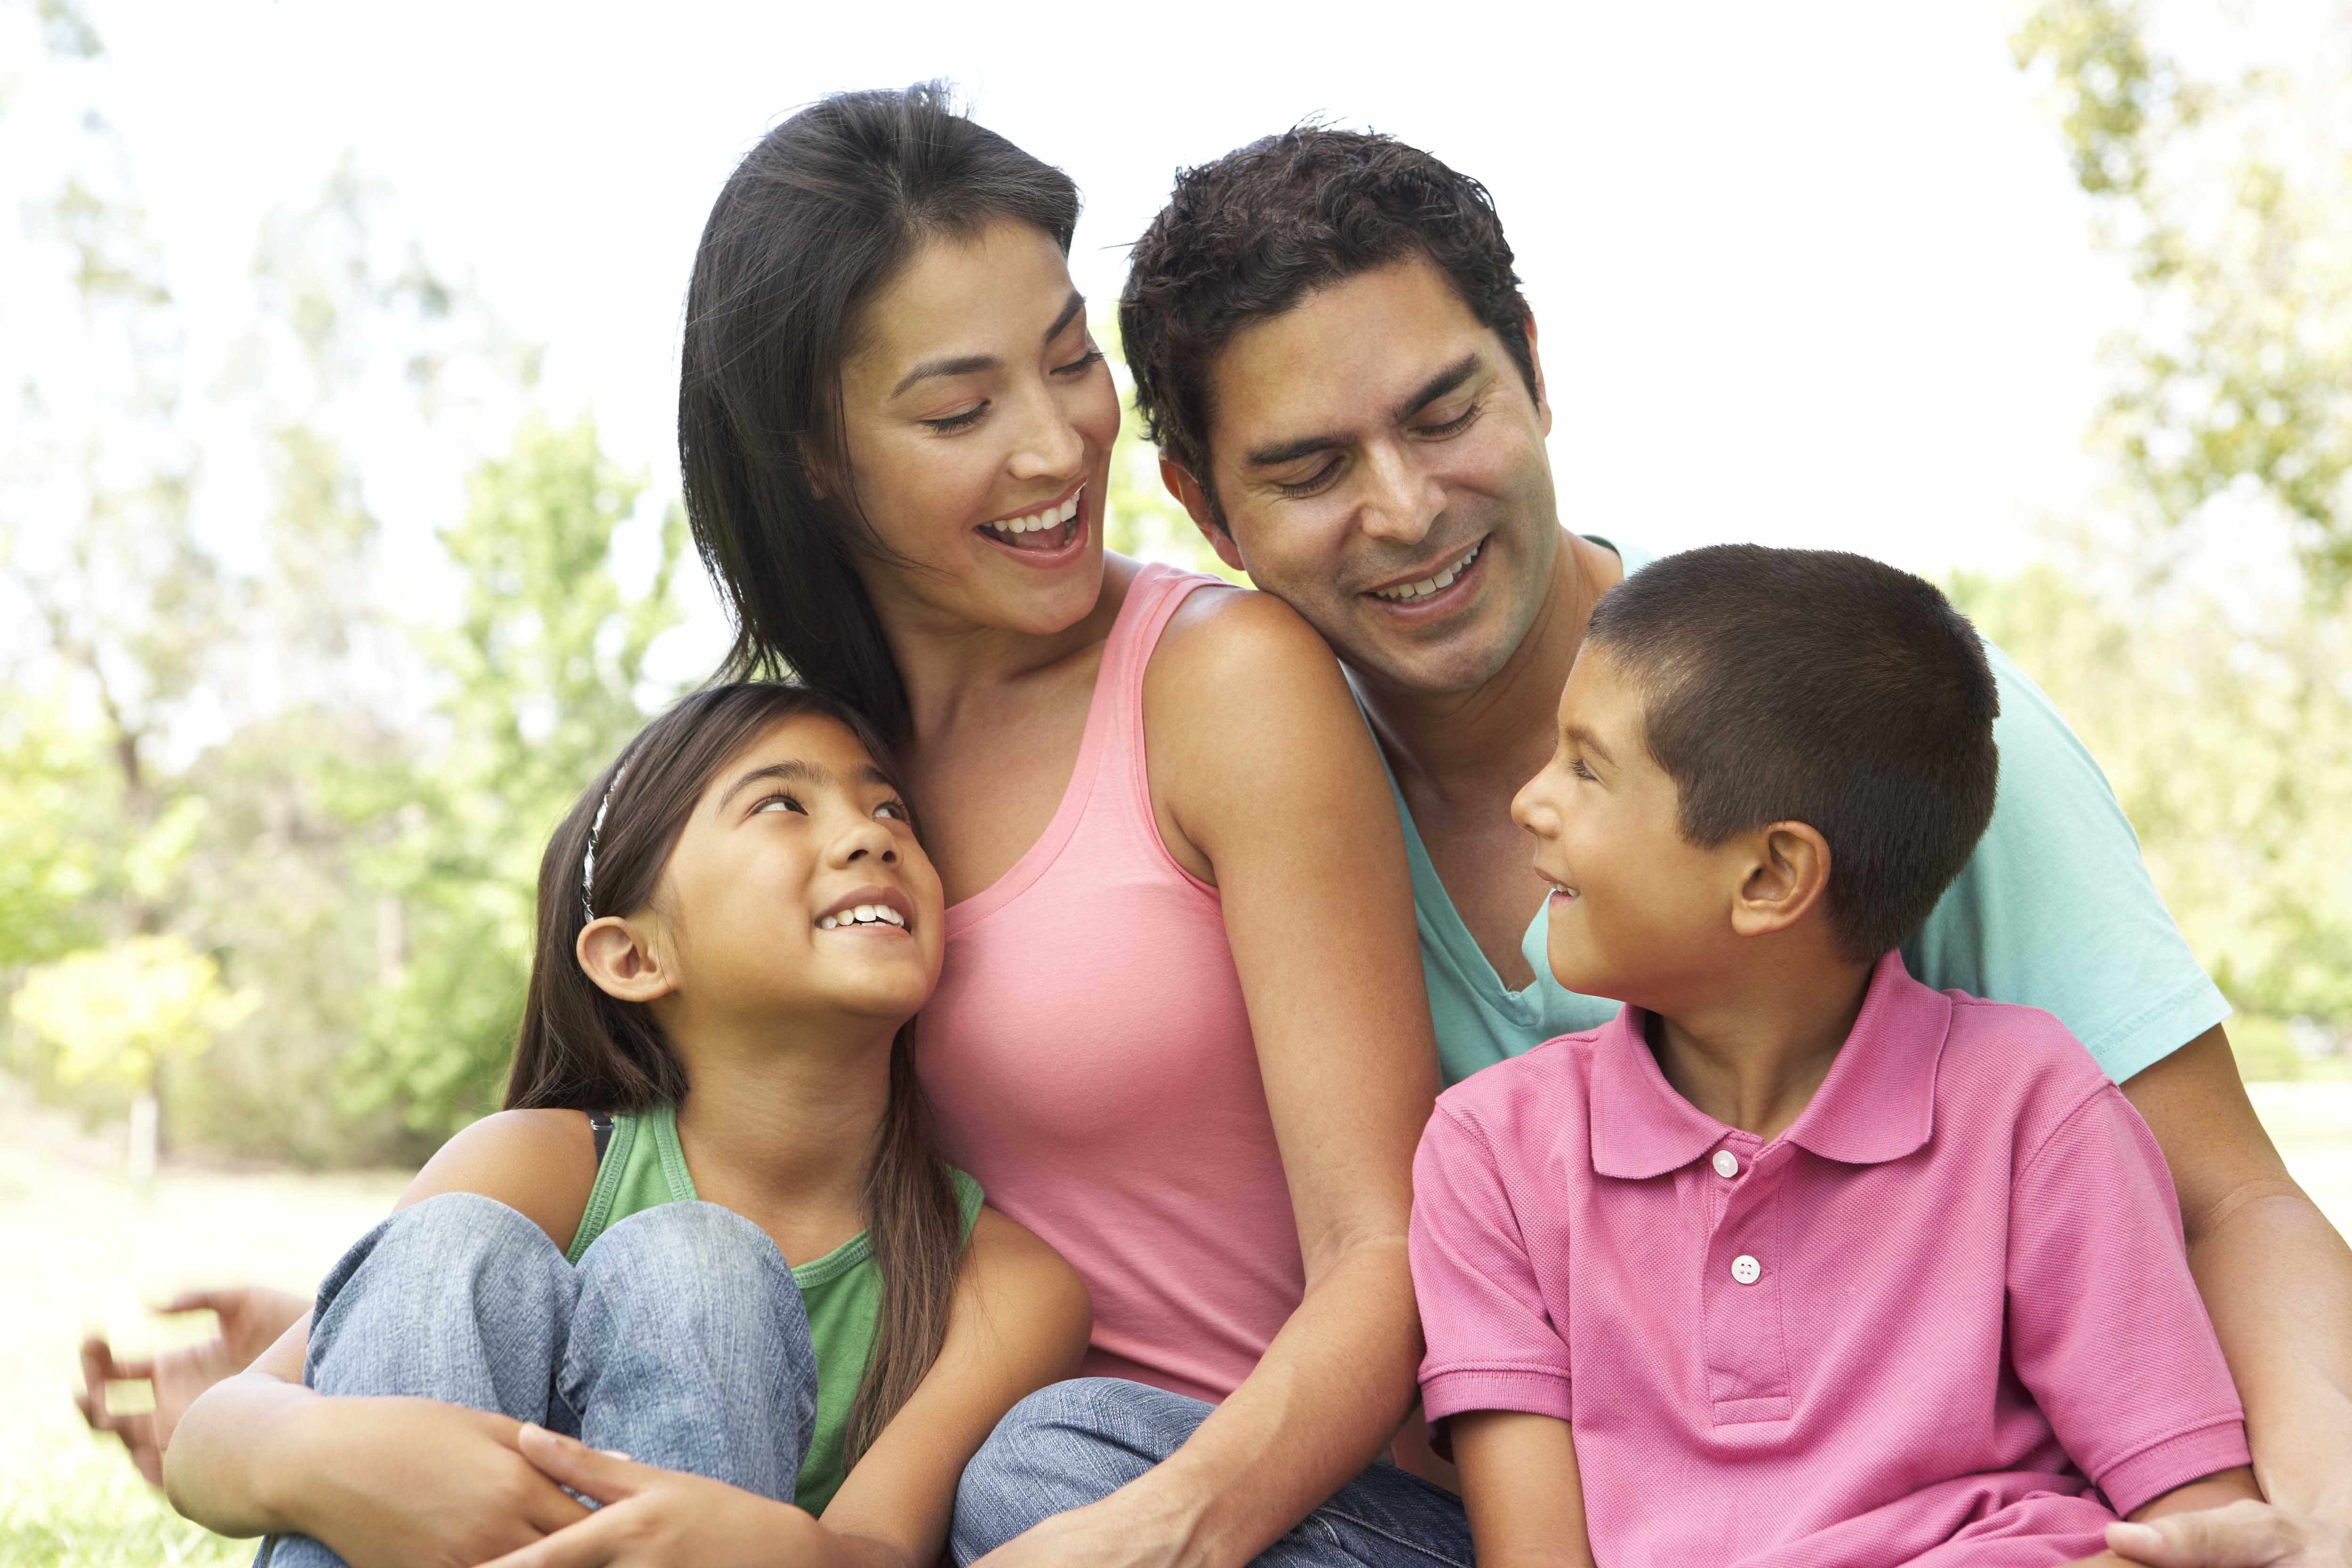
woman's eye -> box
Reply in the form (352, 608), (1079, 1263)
(753, 793), (807, 816)
(922, 404), (988, 433)
(1054, 346), (1105, 377)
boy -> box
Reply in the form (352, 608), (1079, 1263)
(1408, 545), (2258, 1568)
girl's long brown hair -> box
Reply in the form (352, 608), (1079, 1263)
(507, 682), (964, 1459)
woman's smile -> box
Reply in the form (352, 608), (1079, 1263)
(974, 482), (1088, 563)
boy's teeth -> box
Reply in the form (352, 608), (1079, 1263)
(1373, 540), (1481, 602)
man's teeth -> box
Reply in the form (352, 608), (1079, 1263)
(818, 905), (907, 930)
(983, 490), (1082, 539)
(1372, 540), (1482, 602)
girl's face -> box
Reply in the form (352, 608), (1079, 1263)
(834, 218), (1119, 640)
(647, 713), (947, 1032)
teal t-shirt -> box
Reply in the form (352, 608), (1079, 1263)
(1392, 537), (2231, 1088)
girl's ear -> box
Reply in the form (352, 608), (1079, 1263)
(1729, 821), (1833, 939)
(577, 915), (676, 1004)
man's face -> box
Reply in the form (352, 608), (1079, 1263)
(1181, 254), (1561, 697)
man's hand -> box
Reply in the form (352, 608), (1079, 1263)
(474, 1425), (852, 1568)
(253, 1398), (590, 1568)
(2108, 1502), (2352, 1568)
(76, 1285), (310, 1485)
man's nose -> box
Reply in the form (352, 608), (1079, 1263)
(1355, 441), (1443, 547)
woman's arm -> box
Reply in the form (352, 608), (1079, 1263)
(163, 1110), (600, 1560)
(469, 1206), (1094, 1568)
(976, 588), (1437, 1568)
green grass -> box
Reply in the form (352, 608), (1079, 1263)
(5, 1067), (2352, 1566)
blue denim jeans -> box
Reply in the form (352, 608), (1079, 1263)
(952, 1378), (1474, 1567)
(257, 1192), (817, 1568)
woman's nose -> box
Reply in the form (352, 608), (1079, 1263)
(1006, 382), (1086, 483)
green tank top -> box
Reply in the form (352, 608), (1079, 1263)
(564, 1103), (983, 1514)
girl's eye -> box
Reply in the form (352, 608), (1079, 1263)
(1054, 346), (1105, 377)
(874, 799), (910, 822)
(753, 793), (807, 816)
(1568, 758), (1598, 782)
(921, 404), (988, 434)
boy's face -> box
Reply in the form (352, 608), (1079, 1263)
(1511, 648), (1742, 1010)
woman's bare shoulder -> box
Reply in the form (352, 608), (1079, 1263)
(392, 1108), (599, 1252)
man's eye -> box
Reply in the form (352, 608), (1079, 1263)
(1419, 400), (1482, 438)
(1273, 459), (1342, 498)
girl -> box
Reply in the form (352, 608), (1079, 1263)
(163, 683), (1091, 1568)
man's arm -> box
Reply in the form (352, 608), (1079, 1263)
(2122, 1025), (2352, 1521)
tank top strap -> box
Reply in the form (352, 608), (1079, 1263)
(1094, 562), (1220, 831)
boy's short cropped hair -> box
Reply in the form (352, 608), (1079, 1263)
(1584, 545), (2001, 964)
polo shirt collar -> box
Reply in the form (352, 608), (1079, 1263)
(1588, 950), (1951, 1179)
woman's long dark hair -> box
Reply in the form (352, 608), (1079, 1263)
(678, 82), (1081, 737)
(507, 682), (964, 1459)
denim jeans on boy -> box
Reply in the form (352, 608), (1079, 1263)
(256, 1192), (817, 1568)
(951, 1378), (1475, 1567)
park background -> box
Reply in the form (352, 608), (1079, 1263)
(4, 0), (2350, 1560)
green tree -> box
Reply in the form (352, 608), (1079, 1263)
(2013, 0), (2352, 594)
(341, 418), (686, 1140)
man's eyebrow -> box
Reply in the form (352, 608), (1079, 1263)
(1392, 352), (1482, 424)
(720, 760), (827, 808)
(1565, 724), (1615, 765)
(890, 290), (1088, 399)
(1241, 352), (1487, 470)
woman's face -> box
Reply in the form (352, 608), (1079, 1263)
(835, 218), (1119, 640)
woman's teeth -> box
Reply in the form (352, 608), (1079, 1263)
(1372, 540), (1482, 603)
(982, 490), (1082, 544)
(818, 905), (907, 931)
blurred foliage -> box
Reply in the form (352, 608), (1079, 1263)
(2014, 0), (2352, 595)
(11, 935), (255, 1093)
(1952, 559), (2352, 1025)
(339, 420), (685, 1142)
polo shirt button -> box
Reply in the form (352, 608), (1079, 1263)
(1712, 1150), (1740, 1178)
(1731, 1254), (1763, 1285)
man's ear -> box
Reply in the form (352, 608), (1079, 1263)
(1160, 454), (1248, 575)
(1728, 822), (1832, 940)
(577, 915), (677, 1005)
(1523, 310), (1552, 440)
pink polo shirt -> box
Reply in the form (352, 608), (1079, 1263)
(1411, 951), (2248, 1568)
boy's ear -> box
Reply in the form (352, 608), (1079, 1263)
(1160, 454), (1248, 576)
(1728, 822), (1833, 939)
(577, 915), (676, 1005)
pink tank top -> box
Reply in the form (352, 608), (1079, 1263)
(916, 564), (1305, 1404)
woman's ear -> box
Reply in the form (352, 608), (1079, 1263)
(577, 915), (676, 1004)
(1729, 822), (1832, 939)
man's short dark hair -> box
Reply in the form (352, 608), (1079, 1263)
(1584, 546), (2001, 964)
(1119, 126), (1535, 521)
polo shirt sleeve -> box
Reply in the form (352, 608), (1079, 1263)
(1410, 1101), (1574, 1436)
(2007, 1081), (2250, 1516)
(1901, 642), (2230, 1086)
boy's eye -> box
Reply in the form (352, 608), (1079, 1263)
(753, 793), (807, 816)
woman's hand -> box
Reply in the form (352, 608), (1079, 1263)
(255, 1396), (589, 1568)
(2107, 1503), (2352, 1568)
(474, 1425), (860, 1568)
(76, 1285), (310, 1485)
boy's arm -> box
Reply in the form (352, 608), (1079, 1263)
(1452, 1411), (1595, 1568)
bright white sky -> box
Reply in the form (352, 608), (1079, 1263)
(3, 0), (2257, 676)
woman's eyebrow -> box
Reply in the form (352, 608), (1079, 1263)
(720, 760), (826, 807)
(889, 290), (1087, 398)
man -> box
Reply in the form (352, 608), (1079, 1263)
(1115, 127), (2350, 1563)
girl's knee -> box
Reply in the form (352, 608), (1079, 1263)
(574, 1201), (792, 1301)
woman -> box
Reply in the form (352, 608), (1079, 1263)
(90, 86), (1463, 1568)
